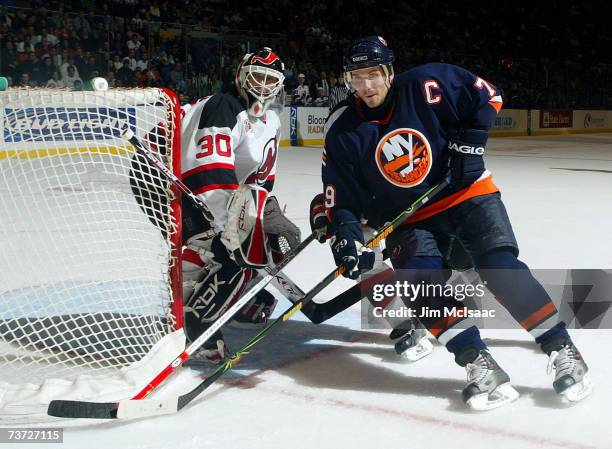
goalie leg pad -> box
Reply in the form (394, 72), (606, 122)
(222, 184), (271, 268)
(183, 255), (253, 343)
(181, 234), (218, 301)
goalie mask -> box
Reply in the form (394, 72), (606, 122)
(237, 48), (285, 118)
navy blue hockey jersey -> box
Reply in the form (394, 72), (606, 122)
(323, 63), (503, 226)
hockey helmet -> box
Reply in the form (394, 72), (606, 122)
(236, 48), (285, 118)
(343, 36), (394, 90)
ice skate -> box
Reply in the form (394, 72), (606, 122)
(456, 348), (519, 411)
(230, 289), (278, 328)
(544, 336), (593, 403)
(389, 319), (433, 362)
(185, 332), (229, 368)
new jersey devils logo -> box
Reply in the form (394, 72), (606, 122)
(375, 128), (432, 188)
(245, 138), (277, 185)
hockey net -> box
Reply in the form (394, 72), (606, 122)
(0, 87), (184, 423)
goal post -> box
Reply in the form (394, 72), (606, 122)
(0, 87), (184, 423)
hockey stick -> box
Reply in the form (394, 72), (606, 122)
(48, 178), (449, 419)
(121, 126), (216, 224)
(46, 128), (316, 419)
(269, 264), (396, 324)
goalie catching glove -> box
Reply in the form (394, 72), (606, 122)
(263, 195), (302, 262)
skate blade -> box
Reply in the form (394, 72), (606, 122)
(399, 338), (433, 362)
(466, 383), (519, 411)
(561, 375), (593, 403)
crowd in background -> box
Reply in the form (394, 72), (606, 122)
(1, 0), (610, 109)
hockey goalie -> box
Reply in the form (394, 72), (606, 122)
(130, 47), (301, 363)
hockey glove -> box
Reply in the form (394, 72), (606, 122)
(447, 128), (488, 187)
(309, 193), (330, 243)
(330, 209), (375, 280)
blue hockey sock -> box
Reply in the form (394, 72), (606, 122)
(535, 322), (571, 354)
(445, 326), (487, 364)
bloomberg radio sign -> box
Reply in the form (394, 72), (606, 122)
(3, 107), (136, 142)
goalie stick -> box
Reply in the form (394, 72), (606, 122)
(48, 177), (449, 419)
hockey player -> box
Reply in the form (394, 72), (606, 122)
(320, 36), (592, 410)
(131, 48), (301, 363)
(179, 48), (304, 362)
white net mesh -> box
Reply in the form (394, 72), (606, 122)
(0, 88), (184, 422)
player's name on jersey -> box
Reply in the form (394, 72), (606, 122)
(371, 305), (497, 319)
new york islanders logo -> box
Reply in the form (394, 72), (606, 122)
(375, 128), (432, 188)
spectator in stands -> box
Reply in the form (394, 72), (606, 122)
(49, 46), (62, 69)
(136, 52), (149, 71)
(60, 56), (81, 81)
(38, 55), (57, 85)
(170, 62), (187, 92)
(16, 34), (35, 54)
(62, 64), (82, 89)
(112, 54), (123, 71)
(18, 51), (38, 82)
(126, 49), (138, 71)
(126, 32), (143, 52)
(80, 54), (99, 80)
(317, 71), (329, 97)
(116, 58), (135, 86)
(292, 73), (311, 105)
(328, 73), (349, 111)
(106, 70), (117, 88)
(19, 72), (32, 87)
(134, 67), (146, 86)
(46, 70), (64, 88)
(159, 55), (172, 84)
(313, 86), (329, 106)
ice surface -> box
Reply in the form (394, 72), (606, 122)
(8, 134), (612, 449)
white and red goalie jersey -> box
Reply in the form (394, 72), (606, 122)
(180, 93), (281, 233)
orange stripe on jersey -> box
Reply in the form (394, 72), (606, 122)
(489, 100), (503, 113)
(521, 301), (558, 331)
(406, 176), (500, 224)
(427, 312), (466, 338)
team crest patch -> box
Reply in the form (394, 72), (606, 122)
(375, 128), (432, 188)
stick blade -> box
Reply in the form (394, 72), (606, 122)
(47, 400), (118, 419)
(116, 398), (178, 419)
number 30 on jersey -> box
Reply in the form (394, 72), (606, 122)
(196, 134), (232, 159)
